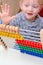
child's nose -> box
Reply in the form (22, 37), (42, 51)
(28, 6), (33, 12)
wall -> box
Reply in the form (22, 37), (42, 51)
(0, 0), (20, 15)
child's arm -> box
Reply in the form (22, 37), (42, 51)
(40, 29), (43, 50)
(0, 4), (16, 24)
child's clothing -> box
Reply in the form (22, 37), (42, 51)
(0, 12), (43, 49)
(0, 21), (2, 24)
(9, 12), (43, 42)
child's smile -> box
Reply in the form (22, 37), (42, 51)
(20, 0), (41, 21)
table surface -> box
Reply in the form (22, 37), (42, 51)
(0, 46), (43, 65)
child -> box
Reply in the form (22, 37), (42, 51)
(0, 0), (43, 49)
(0, 4), (16, 24)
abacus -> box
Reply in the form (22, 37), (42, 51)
(0, 37), (7, 49)
(0, 24), (23, 49)
(0, 24), (43, 58)
(16, 29), (43, 58)
(0, 24), (23, 40)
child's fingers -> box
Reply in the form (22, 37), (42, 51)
(7, 5), (10, 15)
(5, 4), (8, 12)
(9, 15), (16, 21)
(40, 29), (43, 49)
(1, 5), (5, 13)
(1, 4), (9, 13)
(5, 4), (10, 14)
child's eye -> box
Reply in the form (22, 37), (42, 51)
(25, 4), (29, 7)
(33, 6), (39, 8)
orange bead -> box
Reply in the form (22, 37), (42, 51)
(6, 25), (10, 32)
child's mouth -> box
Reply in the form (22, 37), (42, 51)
(27, 13), (33, 15)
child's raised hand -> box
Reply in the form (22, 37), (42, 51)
(40, 29), (43, 50)
(0, 4), (16, 24)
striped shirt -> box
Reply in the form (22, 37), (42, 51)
(9, 12), (43, 42)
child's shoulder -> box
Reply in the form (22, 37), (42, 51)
(13, 12), (24, 21)
(38, 15), (43, 23)
(39, 16), (43, 21)
(16, 12), (23, 17)
(39, 16), (43, 28)
(40, 17), (43, 25)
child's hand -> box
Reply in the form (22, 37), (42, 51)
(40, 29), (43, 50)
(0, 4), (16, 24)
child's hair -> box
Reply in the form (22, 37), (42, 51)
(38, 0), (43, 5)
(20, 0), (43, 5)
(18, 0), (43, 13)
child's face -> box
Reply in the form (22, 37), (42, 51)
(20, 0), (42, 20)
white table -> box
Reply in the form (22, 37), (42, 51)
(0, 46), (43, 65)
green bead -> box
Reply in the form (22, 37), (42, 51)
(18, 44), (43, 54)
